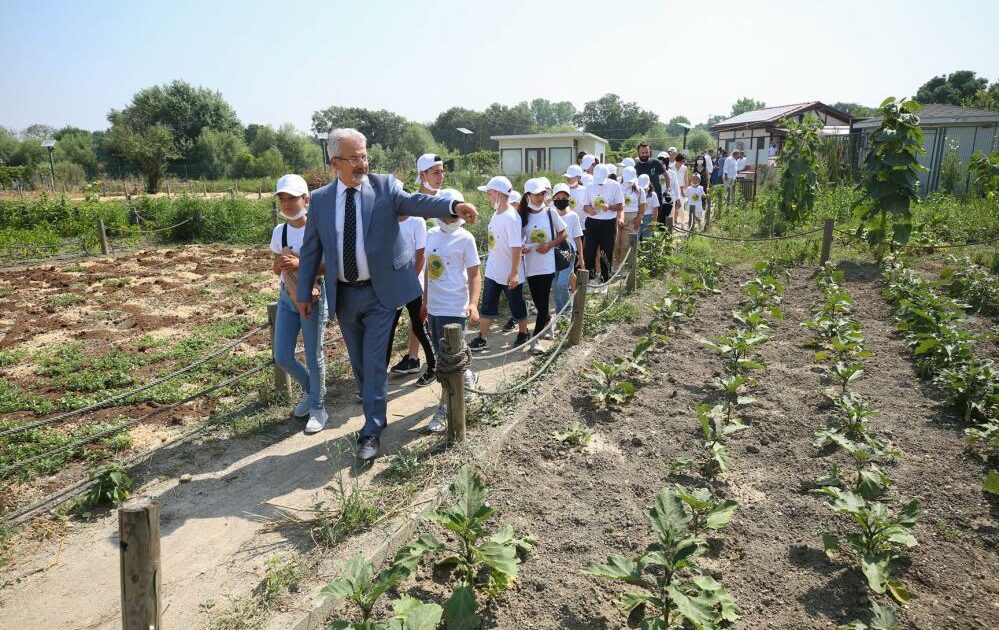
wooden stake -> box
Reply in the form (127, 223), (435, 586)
(568, 269), (589, 346)
(442, 324), (467, 443)
(118, 496), (161, 630)
(96, 219), (109, 255)
(820, 218), (834, 266)
(626, 232), (639, 294)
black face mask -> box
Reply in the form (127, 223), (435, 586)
(553, 199), (570, 210)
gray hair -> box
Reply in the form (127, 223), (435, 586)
(327, 128), (367, 159)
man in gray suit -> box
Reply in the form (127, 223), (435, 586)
(295, 128), (478, 462)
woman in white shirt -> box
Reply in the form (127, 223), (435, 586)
(269, 174), (327, 434)
(520, 178), (567, 354)
(669, 153), (687, 226)
(551, 183), (585, 317)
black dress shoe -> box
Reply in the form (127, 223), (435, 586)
(357, 436), (380, 462)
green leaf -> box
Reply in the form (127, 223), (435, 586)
(581, 555), (648, 587)
(869, 598), (903, 629)
(475, 540), (519, 580)
(452, 465), (490, 523)
(649, 489), (691, 544)
(667, 583), (718, 628)
(886, 578), (911, 604)
(822, 533), (840, 560)
(393, 534), (443, 572)
(392, 596), (443, 630)
(860, 554), (890, 593)
(443, 585), (481, 630)
(705, 500), (739, 530)
(984, 470), (999, 494)
(691, 574), (741, 623)
(710, 441), (731, 472)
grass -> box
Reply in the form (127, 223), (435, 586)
(47, 293), (86, 307)
(0, 349), (27, 368)
(0, 417), (132, 479)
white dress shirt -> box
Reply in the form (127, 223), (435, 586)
(335, 177), (371, 282)
(704, 153), (713, 173)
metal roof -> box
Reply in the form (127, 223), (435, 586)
(490, 132), (609, 143)
(852, 103), (999, 129)
(711, 102), (852, 131)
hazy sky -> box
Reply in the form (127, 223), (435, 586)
(2, 0), (997, 133)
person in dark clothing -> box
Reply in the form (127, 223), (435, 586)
(634, 142), (666, 219)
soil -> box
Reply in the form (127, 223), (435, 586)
(430, 264), (999, 629)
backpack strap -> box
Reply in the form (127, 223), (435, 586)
(281, 223), (288, 249)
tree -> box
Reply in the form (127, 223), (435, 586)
(397, 123), (440, 159)
(310, 106), (408, 150)
(248, 123), (323, 172)
(666, 115), (691, 136)
(573, 94), (659, 149)
(0, 127), (19, 164)
(529, 98), (576, 128)
(105, 122), (177, 193)
(193, 128), (247, 179)
(915, 70), (988, 106)
(696, 114), (727, 130)
(109, 80), (242, 165)
(830, 102), (878, 118)
(53, 130), (98, 177)
(776, 113), (822, 231)
(21, 124), (56, 140)
(429, 107), (486, 152)
(685, 129), (715, 155)
(482, 102), (536, 140)
(730, 98), (766, 117)
(962, 81), (999, 111)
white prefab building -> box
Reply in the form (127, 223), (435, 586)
(491, 132), (609, 176)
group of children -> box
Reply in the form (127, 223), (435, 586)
(267, 146), (710, 435)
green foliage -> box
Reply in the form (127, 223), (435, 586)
(310, 472), (381, 547)
(701, 329), (768, 378)
(776, 113), (822, 230)
(914, 70), (988, 106)
(818, 487), (920, 603)
(105, 122), (177, 193)
(730, 97), (766, 117)
(838, 598), (902, 630)
(938, 139), (964, 196)
(193, 128), (248, 179)
(697, 404), (750, 475)
(80, 463), (133, 509)
(573, 94), (659, 149)
(968, 150), (999, 198)
(853, 98), (926, 257)
(550, 422), (593, 448)
(582, 487), (740, 628)
(585, 360), (637, 407)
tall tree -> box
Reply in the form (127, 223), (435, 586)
(53, 130), (98, 177)
(429, 107), (486, 152)
(529, 98), (577, 128)
(482, 102), (536, 140)
(21, 124), (56, 140)
(573, 94), (659, 149)
(105, 122), (177, 193)
(666, 115), (691, 136)
(962, 81), (999, 111)
(697, 114), (728, 130)
(915, 70), (988, 106)
(730, 98), (767, 117)
(830, 102), (878, 118)
(310, 106), (409, 151)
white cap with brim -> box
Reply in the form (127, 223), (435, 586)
(536, 177), (553, 191)
(668, 147), (677, 153)
(275, 174), (308, 197)
(563, 164), (583, 178)
(477, 175), (514, 196)
(509, 191), (522, 204)
(637, 174), (651, 190)
(580, 154), (596, 170)
(552, 183), (571, 196)
(618, 157), (636, 168)
(437, 187), (464, 203)
(605, 164), (618, 176)
(622, 166), (638, 183)
(524, 178), (547, 195)
(593, 164), (610, 186)
(657, 151), (669, 159)
(414, 153), (443, 184)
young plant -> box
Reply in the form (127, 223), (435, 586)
(817, 487), (920, 603)
(817, 432), (895, 500)
(673, 487), (739, 536)
(838, 598), (902, 630)
(701, 329), (768, 377)
(582, 487), (740, 629)
(585, 360), (636, 407)
(830, 360), (865, 396)
(550, 422), (593, 448)
(698, 404), (750, 476)
(80, 463), (133, 509)
(815, 392), (879, 445)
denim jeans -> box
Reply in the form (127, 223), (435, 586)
(639, 213), (653, 240)
(554, 265), (574, 314)
(428, 315), (467, 357)
(274, 285), (327, 409)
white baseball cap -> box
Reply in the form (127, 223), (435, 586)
(593, 164), (610, 185)
(580, 154), (597, 170)
(622, 166), (638, 183)
(523, 178), (548, 195)
(563, 164), (583, 178)
(437, 187), (464, 203)
(605, 163), (618, 177)
(667, 147), (677, 153)
(509, 190), (522, 204)
(414, 153), (444, 183)
(552, 183), (572, 196)
(536, 176), (553, 191)
(477, 175), (514, 196)
(657, 151), (669, 159)
(275, 174), (308, 196)
(581, 173), (595, 187)
(618, 157), (636, 168)
(637, 174), (651, 190)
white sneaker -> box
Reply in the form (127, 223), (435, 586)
(543, 329), (553, 340)
(530, 340), (545, 355)
(292, 395), (310, 418)
(304, 408), (328, 434)
(463, 370), (478, 389)
(428, 405), (447, 433)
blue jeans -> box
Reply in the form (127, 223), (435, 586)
(554, 265), (574, 315)
(274, 285), (327, 409)
(336, 283), (398, 440)
(428, 315), (466, 357)
(479, 277), (527, 320)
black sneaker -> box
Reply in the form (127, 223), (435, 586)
(390, 355), (421, 375)
(502, 317), (517, 331)
(513, 332), (530, 347)
(469, 336), (489, 352)
(415, 369), (436, 387)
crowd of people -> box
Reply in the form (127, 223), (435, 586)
(269, 128), (751, 462)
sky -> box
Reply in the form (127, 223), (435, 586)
(2, 0), (997, 134)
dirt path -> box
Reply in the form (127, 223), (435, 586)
(466, 265), (998, 629)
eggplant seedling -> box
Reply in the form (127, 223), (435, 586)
(701, 329), (768, 378)
(585, 360), (636, 407)
(698, 404), (750, 476)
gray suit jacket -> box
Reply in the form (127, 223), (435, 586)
(296, 174), (456, 314)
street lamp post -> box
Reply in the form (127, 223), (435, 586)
(456, 127), (473, 172)
(316, 132), (330, 172)
(42, 138), (56, 191)
(677, 122), (692, 150)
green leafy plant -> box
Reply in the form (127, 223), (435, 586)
(582, 487), (740, 629)
(550, 422), (593, 448)
(585, 360), (636, 407)
(80, 463), (133, 509)
(838, 598), (902, 630)
(776, 113), (823, 230)
(698, 404), (750, 476)
(673, 487), (739, 536)
(817, 432), (895, 500)
(817, 487), (920, 603)
(701, 329), (768, 378)
(830, 361), (865, 396)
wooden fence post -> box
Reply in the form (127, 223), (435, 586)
(819, 218), (834, 266)
(568, 269), (589, 346)
(626, 233), (639, 294)
(442, 324), (467, 443)
(96, 219), (109, 255)
(267, 303), (293, 399)
(119, 496), (161, 630)
(193, 208), (203, 237)
(203, 181), (208, 198)
(271, 201), (278, 227)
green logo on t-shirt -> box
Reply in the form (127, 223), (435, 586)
(594, 196), (607, 211)
(529, 228), (547, 246)
(569, 198), (577, 210)
(427, 253), (445, 280)
(487, 230), (496, 250)
(624, 195), (633, 206)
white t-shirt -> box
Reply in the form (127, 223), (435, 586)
(724, 156), (746, 180)
(621, 184), (644, 214)
(669, 165), (687, 199)
(425, 227), (480, 318)
(522, 207), (567, 277)
(704, 153), (713, 173)
(687, 185), (706, 216)
(485, 208), (524, 285)
(644, 190), (660, 217)
(558, 210), (584, 250)
(568, 186), (588, 230)
(270, 222), (306, 284)
(398, 216), (428, 282)
(584, 180), (624, 221)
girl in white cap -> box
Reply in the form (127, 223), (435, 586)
(269, 174), (328, 434)
(582, 164), (625, 290)
(470, 176), (529, 351)
(551, 183), (585, 315)
(637, 173), (659, 240)
(669, 153), (687, 226)
(520, 178), (568, 354)
(687, 173), (707, 231)
(387, 154), (440, 386)
(616, 166), (646, 262)
(421, 188), (481, 432)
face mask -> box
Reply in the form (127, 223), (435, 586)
(420, 178), (438, 194)
(527, 200), (545, 211)
(553, 199), (570, 210)
(280, 207), (307, 221)
(492, 199), (503, 211)
(436, 218), (464, 233)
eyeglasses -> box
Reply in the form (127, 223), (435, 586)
(334, 155), (369, 166)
